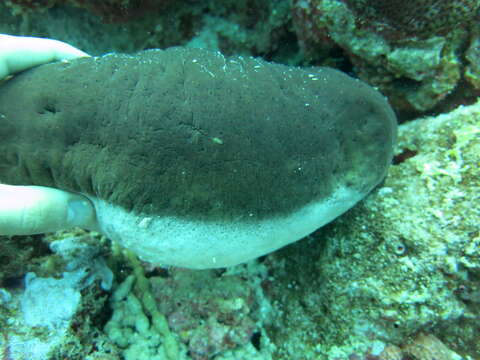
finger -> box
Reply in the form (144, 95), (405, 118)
(0, 184), (97, 235)
(0, 34), (90, 79)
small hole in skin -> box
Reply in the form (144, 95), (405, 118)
(394, 243), (406, 255)
(391, 238), (408, 256)
(44, 104), (57, 114)
(251, 331), (261, 350)
(39, 103), (58, 115)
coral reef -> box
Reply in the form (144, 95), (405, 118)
(378, 333), (463, 360)
(149, 267), (262, 359)
(0, 232), (116, 360)
(402, 333), (462, 360)
(104, 252), (272, 360)
(0, 234), (58, 287)
(291, 0), (480, 115)
(105, 249), (181, 360)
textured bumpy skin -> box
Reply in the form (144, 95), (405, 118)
(0, 48), (396, 268)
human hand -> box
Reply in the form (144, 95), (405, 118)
(0, 34), (96, 235)
(0, 33), (89, 80)
(0, 184), (97, 235)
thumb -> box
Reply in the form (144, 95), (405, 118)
(0, 184), (97, 235)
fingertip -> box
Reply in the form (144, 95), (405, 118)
(0, 185), (97, 235)
(67, 196), (97, 230)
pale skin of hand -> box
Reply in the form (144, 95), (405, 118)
(0, 34), (98, 235)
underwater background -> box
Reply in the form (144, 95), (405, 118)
(0, 0), (479, 359)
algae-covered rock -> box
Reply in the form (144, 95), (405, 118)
(292, 0), (477, 114)
(0, 233), (116, 360)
